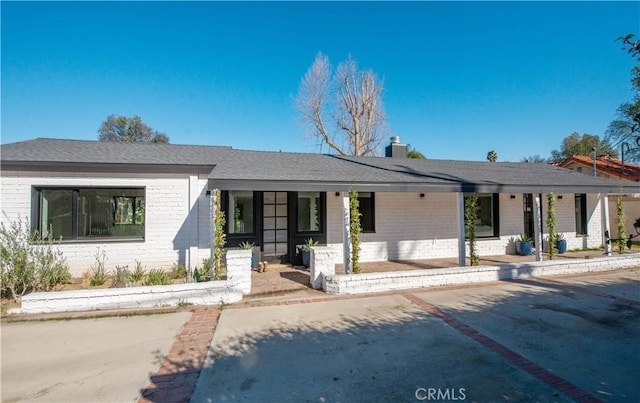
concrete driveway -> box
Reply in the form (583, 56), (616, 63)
(1, 311), (191, 402)
(192, 269), (640, 402)
(1, 269), (638, 402)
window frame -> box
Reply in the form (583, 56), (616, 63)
(227, 190), (256, 235)
(465, 193), (500, 239)
(296, 191), (324, 234)
(32, 186), (146, 242)
(575, 193), (588, 235)
(357, 192), (376, 233)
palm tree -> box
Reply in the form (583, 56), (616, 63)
(487, 150), (498, 162)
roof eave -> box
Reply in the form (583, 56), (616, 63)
(207, 179), (638, 194)
(1, 161), (216, 175)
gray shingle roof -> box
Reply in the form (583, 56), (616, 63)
(2, 138), (638, 194)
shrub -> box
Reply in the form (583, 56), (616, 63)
(145, 269), (171, 286)
(0, 216), (71, 301)
(199, 257), (213, 281)
(111, 265), (131, 288)
(130, 260), (146, 283)
(90, 249), (108, 286)
(169, 263), (187, 280)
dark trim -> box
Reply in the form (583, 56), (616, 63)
(465, 193), (499, 239)
(221, 190), (260, 248)
(575, 193), (588, 235)
(358, 192), (376, 233)
(32, 186), (146, 242)
(3, 161), (215, 175)
(289, 192), (327, 265)
(208, 178), (638, 195)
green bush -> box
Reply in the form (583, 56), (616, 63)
(199, 257), (213, 281)
(169, 263), (187, 280)
(145, 269), (171, 286)
(0, 216), (71, 301)
(111, 265), (131, 288)
(89, 249), (108, 286)
(130, 260), (146, 283)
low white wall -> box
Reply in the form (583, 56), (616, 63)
(322, 254), (640, 295)
(310, 246), (336, 289)
(12, 249), (252, 314)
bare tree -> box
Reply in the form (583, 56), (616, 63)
(296, 52), (386, 156)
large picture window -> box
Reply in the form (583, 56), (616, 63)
(228, 191), (254, 234)
(358, 192), (375, 233)
(34, 187), (145, 240)
(465, 193), (499, 238)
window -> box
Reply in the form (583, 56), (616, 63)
(465, 193), (499, 238)
(228, 191), (254, 234)
(575, 194), (587, 235)
(297, 192), (321, 232)
(358, 192), (375, 233)
(35, 188), (145, 240)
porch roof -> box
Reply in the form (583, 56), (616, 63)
(1, 138), (637, 194)
(208, 153), (639, 194)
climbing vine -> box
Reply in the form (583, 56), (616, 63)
(349, 189), (362, 274)
(546, 193), (557, 260)
(464, 193), (480, 266)
(617, 194), (626, 253)
(213, 189), (226, 280)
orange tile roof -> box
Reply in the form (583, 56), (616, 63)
(555, 155), (640, 182)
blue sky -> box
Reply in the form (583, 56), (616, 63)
(2, 1), (638, 161)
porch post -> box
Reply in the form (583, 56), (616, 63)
(457, 193), (466, 267)
(342, 192), (352, 274)
(533, 194), (543, 261)
(602, 194), (612, 256)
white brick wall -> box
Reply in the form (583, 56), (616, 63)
(0, 171), (211, 277)
(326, 192), (605, 262)
(323, 254), (640, 295)
(14, 249), (252, 314)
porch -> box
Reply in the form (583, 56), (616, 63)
(247, 249), (628, 300)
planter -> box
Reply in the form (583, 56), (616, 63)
(518, 241), (532, 256)
(302, 250), (311, 268)
(556, 239), (567, 254)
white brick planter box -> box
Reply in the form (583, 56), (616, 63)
(11, 250), (252, 314)
(323, 254), (640, 295)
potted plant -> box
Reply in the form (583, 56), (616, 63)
(555, 233), (567, 254)
(239, 241), (257, 269)
(517, 233), (532, 256)
(301, 238), (319, 268)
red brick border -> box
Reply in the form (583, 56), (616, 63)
(401, 292), (604, 403)
(138, 307), (220, 403)
(517, 277), (640, 306)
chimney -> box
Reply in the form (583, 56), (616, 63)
(385, 136), (407, 158)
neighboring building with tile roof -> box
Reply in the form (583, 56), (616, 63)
(1, 137), (637, 276)
(554, 155), (640, 246)
(553, 155), (640, 182)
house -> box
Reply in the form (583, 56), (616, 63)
(1, 137), (637, 277)
(554, 155), (640, 241)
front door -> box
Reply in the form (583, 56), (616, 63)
(262, 191), (288, 262)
